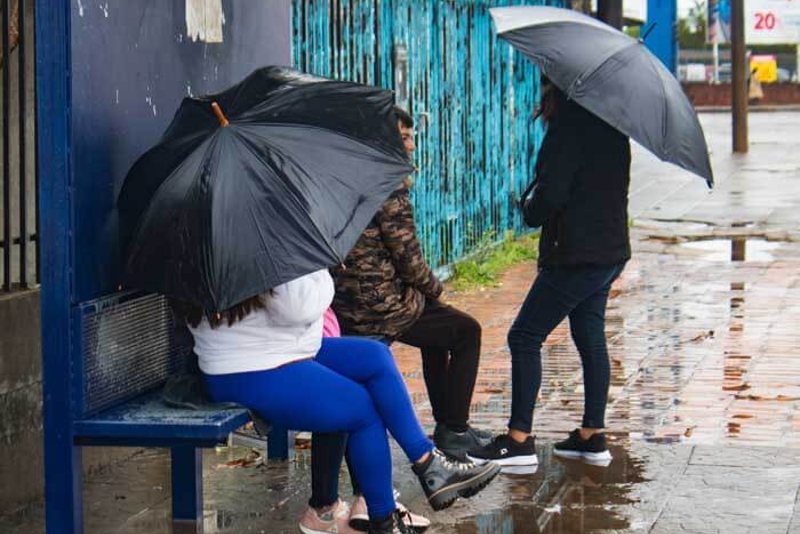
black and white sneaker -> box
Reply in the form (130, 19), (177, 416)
(553, 429), (612, 464)
(467, 434), (538, 467)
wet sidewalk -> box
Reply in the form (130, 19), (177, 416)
(3, 113), (800, 533)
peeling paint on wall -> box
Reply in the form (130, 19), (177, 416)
(185, 0), (224, 43)
(293, 0), (557, 269)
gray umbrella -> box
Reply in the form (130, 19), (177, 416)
(490, 6), (713, 186)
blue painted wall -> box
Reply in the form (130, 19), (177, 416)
(293, 0), (563, 269)
(646, 0), (678, 73)
(70, 0), (292, 303)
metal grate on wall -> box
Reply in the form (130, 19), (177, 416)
(293, 0), (562, 270)
(0, 0), (37, 292)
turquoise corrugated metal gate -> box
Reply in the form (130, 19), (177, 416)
(293, 0), (564, 269)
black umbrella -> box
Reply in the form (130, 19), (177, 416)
(490, 6), (713, 186)
(118, 66), (413, 312)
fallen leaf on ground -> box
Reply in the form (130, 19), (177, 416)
(735, 394), (763, 401)
(723, 383), (751, 392)
(221, 450), (263, 468)
(735, 394), (800, 402)
(684, 426), (697, 437)
(689, 330), (715, 342)
(646, 235), (681, 244)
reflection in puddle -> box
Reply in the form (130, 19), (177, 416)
(731, 237), (746, 261)
(680, 238), (780, 262)
(453, 445), (646, 533)
(502, 464), (539, 476)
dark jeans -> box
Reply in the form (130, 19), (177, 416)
(508, 263), (625, 433)
(310, 300), (481, 507)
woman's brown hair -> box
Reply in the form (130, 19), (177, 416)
(171, 294), (268, 329)
(536, 76), (568, 124)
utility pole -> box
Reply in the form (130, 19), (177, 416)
(597, 0), (624, 29)
(731, 0), (748, 152)
(646, 0), (678, 74)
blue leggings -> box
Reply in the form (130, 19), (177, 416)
(204, 337), (434, 519)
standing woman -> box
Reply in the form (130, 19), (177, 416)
(470, 76), (630, 467)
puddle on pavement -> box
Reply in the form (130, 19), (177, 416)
(680, 237), (780, 262)
(60, 442), (660, 534)
(642, 219), (716, 232)
(451, 445), (648, 534)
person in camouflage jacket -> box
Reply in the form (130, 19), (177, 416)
(331, 184), (442, 339)
(331, 107), (491, 458)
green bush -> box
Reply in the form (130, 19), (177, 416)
(450, 231), (539, 291)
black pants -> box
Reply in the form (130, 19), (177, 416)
(309, 431), (356, 508)
(398, 298), (482, 430)
(309, 299), (482, 508)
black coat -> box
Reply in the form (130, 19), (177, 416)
(522, 103), (631, 267)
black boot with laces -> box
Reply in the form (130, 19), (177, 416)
(368, 509), (415, 534)
(412, 448), (501, 511)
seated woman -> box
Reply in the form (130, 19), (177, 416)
(173, 269), (500, 534)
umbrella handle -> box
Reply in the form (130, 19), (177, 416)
(211, 102), (230, 128)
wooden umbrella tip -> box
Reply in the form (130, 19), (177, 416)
(211, 101), (230, 128)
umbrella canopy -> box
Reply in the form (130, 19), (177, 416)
(118, 66), (414, 312)
(490, 6), (713, 186)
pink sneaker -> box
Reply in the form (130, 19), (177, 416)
(349, 495), (430, 533)
(299, 499), (358, 534)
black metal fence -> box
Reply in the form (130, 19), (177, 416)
(0, 0), (37, 292)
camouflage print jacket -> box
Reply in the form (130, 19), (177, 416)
(332, 186), (442, 339)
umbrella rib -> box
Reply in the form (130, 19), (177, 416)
(652, 55), (671, 154)
(567, 39), (638, 99)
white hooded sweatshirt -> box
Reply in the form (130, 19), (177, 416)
(189, 269), (334, 375)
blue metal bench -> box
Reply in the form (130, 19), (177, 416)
(68, 291), (290, 532)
